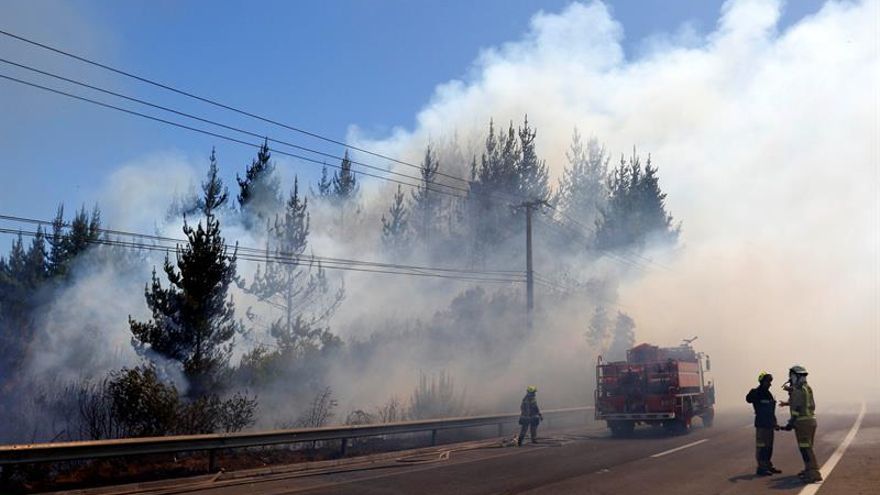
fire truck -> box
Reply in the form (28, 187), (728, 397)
(594, 338), (715, 436)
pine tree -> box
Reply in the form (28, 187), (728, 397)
(469, 120), (523, 250)
(47, 204), (101, 278)
(24, 226), (48, 288)
(129, 150), (240, 398)
(0, 229), (49, 374)
(607, 311), (635, 361)
(382, 185), (410, 254)
(556, 130), (609, 232)
(635, 156), (678, 245)
(410, 146), (440, 244)
(595, 149), (678, 251)
(245, 177), (343, 355)
(316, 165), (333, 198)
(48, 205), (67, 277)
(515, 115), (549, 201)
(585, 305), (609, 350)
(237, 139), (281, 225)
(332, 151), (359, 201)
(0, 234), (28, 374)
(65, 206), (101, 260)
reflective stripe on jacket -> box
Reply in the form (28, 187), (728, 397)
(789, 384), (815, 421)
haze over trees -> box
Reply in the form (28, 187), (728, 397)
(0, 116), (678, 443)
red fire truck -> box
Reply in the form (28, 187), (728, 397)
(594, 338), (715, 436)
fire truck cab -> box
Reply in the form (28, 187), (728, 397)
(594, 339), (715, 436)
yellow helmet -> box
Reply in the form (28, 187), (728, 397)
(758, 371), (773, 383)
(526, 385), (537, 393)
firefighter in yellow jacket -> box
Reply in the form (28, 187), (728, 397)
(780, 365), (822, 483)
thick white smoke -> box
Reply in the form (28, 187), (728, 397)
(353, 0), (880, 407)
(13, 0), (878, 434)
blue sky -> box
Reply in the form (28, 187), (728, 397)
(0, 0), (825, 231)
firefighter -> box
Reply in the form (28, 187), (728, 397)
(780, 365), (822, 483)
(517, 385), (543, 446)
(746, 372), (781, 475)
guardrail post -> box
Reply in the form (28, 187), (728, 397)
(430, 429), (437, 446)
(208, 449), (217, 472)
(340, 438), (348, 457)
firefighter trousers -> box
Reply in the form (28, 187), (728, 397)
(755, 427), (775, 469)
(518, 418), (538, 445)
(794, 419), (820, 479)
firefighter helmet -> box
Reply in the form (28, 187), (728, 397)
(527, 385), (537, 393)
(789, 365), (808, 375)
(758, 371), (773, 383)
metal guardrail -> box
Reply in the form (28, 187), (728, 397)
(0, 406), (592, 470)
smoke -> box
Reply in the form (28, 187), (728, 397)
(6, 0), (877, 441)
(352, 0), (879, 407)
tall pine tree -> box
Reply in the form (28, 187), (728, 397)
(410, 146), (440, 246)
(129, 150), (240, 398)
(48, 204), (101, 278)
(331, 151), (359, 201)
(316, 165), (333, 198)
(237, 139), (281, 226)
(245, 177), (343, 355)
(515, 115), (549, 201)
(595, 149), (678, 251)
(556, 130), (609, 235)
(382, 185), (410, 255)
(0, 228), (49, 376)
(468, 120), (521, 251)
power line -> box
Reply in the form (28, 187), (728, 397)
(531, 272), (630, 312)
(0, 57), (485, 199)
(545, 207), (674, 272)
(0, 226), (525, 285)
(0, 214), (524, 282)
(0, 28), (478, 189)
(0, 31), (674, 274)
(534, 211), (666, 272)
(0, 72), (476, 202)
(0, 67), (667, 276)
(0, 69), (534, 210)
(0, 56), (668, 259)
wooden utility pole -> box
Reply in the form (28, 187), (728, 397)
(517, 199), (549, 330)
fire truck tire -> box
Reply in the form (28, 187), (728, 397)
(609, 421), (635, 437)
(664, 418), (690, 435)
(701, 409), (715, 428)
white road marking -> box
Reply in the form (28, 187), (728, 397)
(649, 439), (709, 458)
(798, 401), (867, 495)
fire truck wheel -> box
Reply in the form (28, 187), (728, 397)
(664, 418), (690, 435)
(609, 421), (635, 437)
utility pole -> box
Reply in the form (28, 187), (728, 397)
(517, 199), (549, 330)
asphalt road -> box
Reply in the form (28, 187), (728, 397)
(54, 405), (876, 495)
